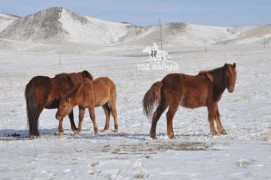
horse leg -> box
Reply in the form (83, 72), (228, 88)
(109, 98), (118, 133)
(164, 91), (181, 139)
(29, 101), (44, 137)
(166, 104), (179, 139)
(34, 105), (44, 137)
(58, 117), (64, 135)
(150, 101), (168, 139)
(89, 107), (98, 134)
(215, 109), (227, 135)
(208, 104), (218, 136)
(77, 107), (85, 134)
(102, 103), (110, 132)
(68, 110), (78, 132)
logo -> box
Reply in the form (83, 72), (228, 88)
(137, 43), (179, 71)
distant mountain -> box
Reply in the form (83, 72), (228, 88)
(120, 23), (236, 47)
(218, 24), (271, 44)
(0, 7), (270, 46)
(0, 7), (131, 44)
(0, 12), (19, 33)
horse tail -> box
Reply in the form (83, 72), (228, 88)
(80, 70), (93, 80)
(25, 80), (39, 137)
(142, 81), (162, 119)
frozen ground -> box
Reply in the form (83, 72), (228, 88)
(0, 44), (271, 179)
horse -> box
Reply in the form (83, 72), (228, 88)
(25, 70), (93, 137)
(55, 77), (118, 135)
(143, 63), (237, 139)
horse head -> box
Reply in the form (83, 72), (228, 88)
(56, 96), (73, 120)
(201, 63), (237, 93)
(224, 63), (237, 93)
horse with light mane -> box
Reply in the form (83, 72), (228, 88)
(143, 63), (237, 139)
(55, 77), (118, 135)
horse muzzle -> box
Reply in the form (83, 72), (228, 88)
(228, 87), (234, 93)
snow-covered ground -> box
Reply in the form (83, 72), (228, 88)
(0, 44), (271, 179)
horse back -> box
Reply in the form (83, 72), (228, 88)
(26, 76), (52, 95)
(162, 73), (213, 108)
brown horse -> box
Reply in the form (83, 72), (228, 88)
(25, 70), (93, 137)
(143, 63), (237, 139)
(55, 77), (118, 135)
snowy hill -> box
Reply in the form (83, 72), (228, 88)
(121, 23), (237, 47)
(219, 24), (271, 44)
(59, 8), (129, 44)
(0, 7), (270, 47)
(0, 7), (130, 44)
(0, 8), (66, 43)
(0, 12), (18, 33)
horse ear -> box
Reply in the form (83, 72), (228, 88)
(233, 63), (236, 69)
(206, 73), (214, 83)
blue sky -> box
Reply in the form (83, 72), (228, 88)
(0, 0), (270, 27)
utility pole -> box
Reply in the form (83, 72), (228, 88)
(58, 50), (62, 65)
(57, 35), (62, 65)
(264, 38), (266, 48)
(159, 18), (163, 51)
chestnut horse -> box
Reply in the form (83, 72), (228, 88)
(55, 77), (118, 135)
(143, 63), (237, 139)
(25, 70), (93, 137)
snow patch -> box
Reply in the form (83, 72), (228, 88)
(59, 9), (128, 44)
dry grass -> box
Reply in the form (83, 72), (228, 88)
(263, 135), (270, 142)
(134, 172), (145, 179)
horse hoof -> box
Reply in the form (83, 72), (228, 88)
(113, 129), (119, 133)
(220, 130), (227, 135)
(150, 134), (157, 140)
(211, 131), (218, 136)
(102, 129), (109, 133)
(30, 135), (41, 139)
(168, 135), (176, 139)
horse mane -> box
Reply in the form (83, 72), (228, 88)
(198, 65), (226, 101)
(198, 66), (225, 76)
